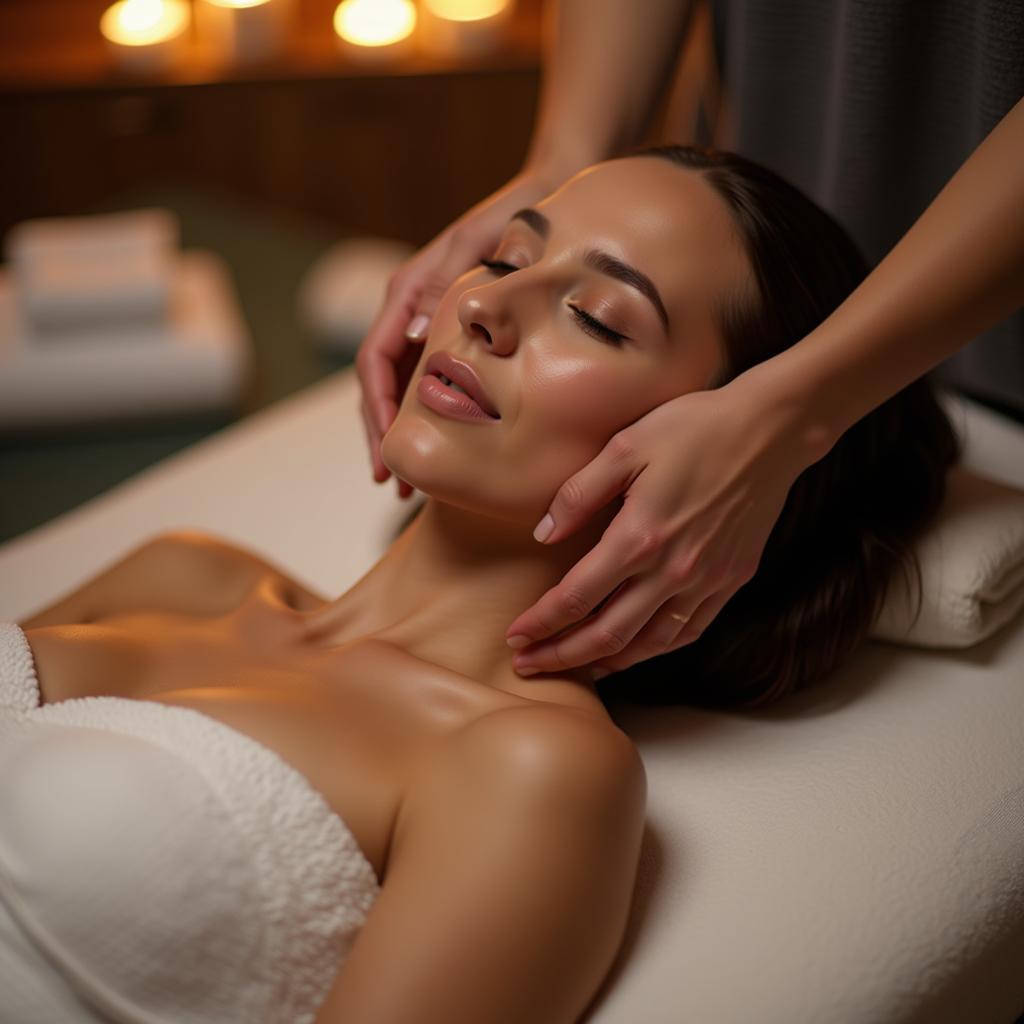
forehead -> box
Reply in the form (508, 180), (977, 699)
(536, 157), (750, 334)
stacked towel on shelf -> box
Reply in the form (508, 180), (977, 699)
(6, 209), (178, 336)
(0, 210), (250, 431)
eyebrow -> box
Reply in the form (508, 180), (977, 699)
(510, 207), (670, 334)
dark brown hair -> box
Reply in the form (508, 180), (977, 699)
(597, 144), (960, 710)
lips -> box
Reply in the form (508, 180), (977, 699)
(422, 351), (500, 419)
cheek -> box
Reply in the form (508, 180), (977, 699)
(380, 287), (690, 522)
(508, 355), (649, 485)
(380, 354), (637, 523)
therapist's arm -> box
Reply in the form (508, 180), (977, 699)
(523, 0), (696, 180)
(357, 0), (695, 496)
(759, 93), (1024, 458)
(506, 94), (1024, 677)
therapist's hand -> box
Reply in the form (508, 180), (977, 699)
(356, 165), (566, 500)
(505, 373), (824, 678)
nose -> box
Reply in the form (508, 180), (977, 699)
(456, 280), (519, 356)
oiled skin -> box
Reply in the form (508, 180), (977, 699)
(17, 529), (647, 1023)
(17, 152), (750, 1022)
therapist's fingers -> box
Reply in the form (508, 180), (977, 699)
(401, 231), (470, 341)
(583, 597), (693, 675)
(358, 167), (572, 486)
(388, 342), (430, 500)
(525, 429), (646, 548)
(582, 589), (733, 679)
(511, 576), (681, 675)
(404, 167), (572, 337)
(356, 231), (475, 485)
(360, 383), (416, 499)
(669, 588), (733, 647)
(359, 394), (388, 482)
(512, 580), (738, 677)
(505, 511), (658, 649)
(356, 277), (428, 475)
(505, 438), (647, 647)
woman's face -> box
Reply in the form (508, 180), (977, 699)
(381, 156), (751, 523)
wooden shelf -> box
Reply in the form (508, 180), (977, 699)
(0, 0), (543, 94)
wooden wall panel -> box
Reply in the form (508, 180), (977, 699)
(0, 69), (542, 246)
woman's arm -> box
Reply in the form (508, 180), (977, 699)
(314, 707), (647, 1024)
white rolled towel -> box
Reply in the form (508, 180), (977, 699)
(298, 237), (415, 354)
(870, 465), (1024, 648)
(4, 209), (179, 336)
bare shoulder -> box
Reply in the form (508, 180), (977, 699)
(393, 703), (646, 861)
(454, 703), (645, 794)
(135, 528), (292, 591)
(19, 527), (327, 627)
(146, 529), (329, 598)
(316, 704), (647, 1024)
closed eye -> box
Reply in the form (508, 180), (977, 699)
(478, 258), (628, 346)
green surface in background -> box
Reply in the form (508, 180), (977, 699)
(0, 182), (361, 545)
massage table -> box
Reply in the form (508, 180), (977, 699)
(1, 368), (1022, 1023)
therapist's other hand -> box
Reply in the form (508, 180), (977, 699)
(505, 377), (818, 678)
(356, 166), (564, 500)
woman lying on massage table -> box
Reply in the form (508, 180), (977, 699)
(6, 147), (957, 1023)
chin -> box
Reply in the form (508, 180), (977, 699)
(379, 416), (434, 491)
(381, 415), (542, 525)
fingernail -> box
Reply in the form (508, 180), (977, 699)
(533, 513), (554, 543)
(516, 665), (541, 677)
(406, 314), (430, 340)
(506, 634), (531, 649)
(591, 668), (611, 681)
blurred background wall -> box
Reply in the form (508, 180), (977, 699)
(0, 0), (549, 246)
(0, 0), (707, 247)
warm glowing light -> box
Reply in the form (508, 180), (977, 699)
(196, 0), (289, 64)
(333, 0), (416, 48)
(418, 0), (512, 58)
(204, 0), (272, 8)
(100, 0), (190, 47)
(423, 0), (509, 21)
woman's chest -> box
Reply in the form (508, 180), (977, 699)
(23, 611), (504, 885)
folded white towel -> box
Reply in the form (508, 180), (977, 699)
(4, 209), (178, 335)
(870, 465), (1024, 648)
(0, 251), (250, 430)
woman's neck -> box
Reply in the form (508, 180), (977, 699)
(302, 497), (618, 703)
